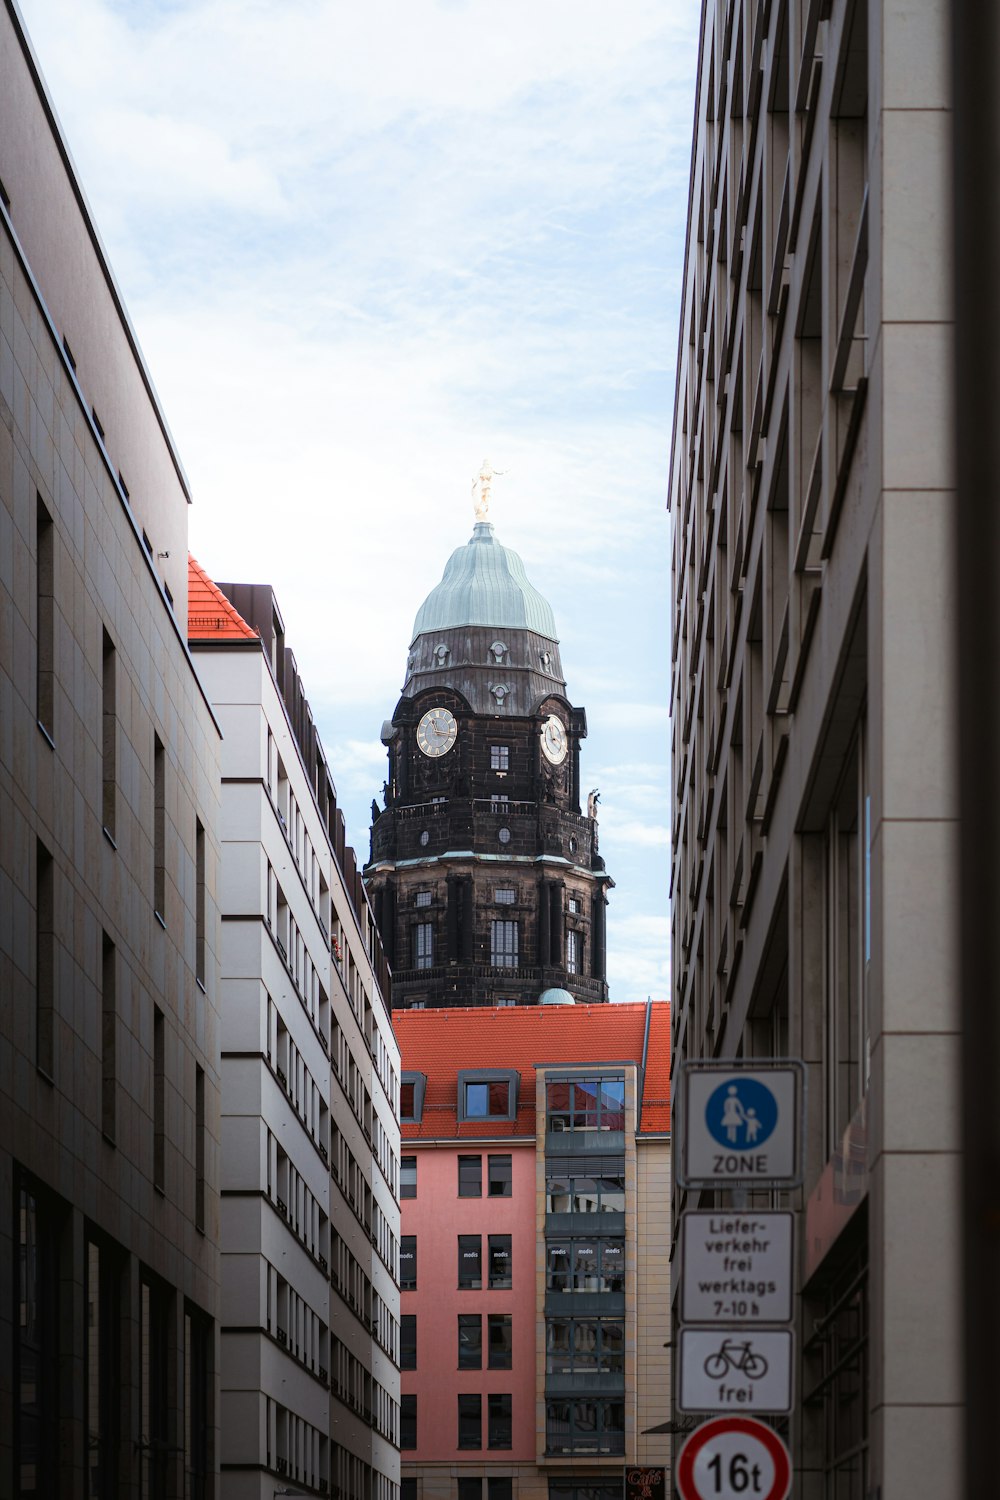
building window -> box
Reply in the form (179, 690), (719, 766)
(458, 1313), (482, 1369)
(546, 1075), (625, 1133)
(459, 1482), (482, 1500)
(489, 1483), (513, 1500)
(419, 829), (430, 847)
(183, 1306), (209, 1500)
(458, 1235), (482, 1289)
(488, 1154), (512, 1197)
(102, 629), (117, 838)
(458, 1394), (482, 1449)
(401, 1394), (417, 1449)
(546, 1156), (626, 1214)
(546, 1239), (625, 1294)
(566, 930), (580, 974)
(36, 840), (54, 1078)
(153, 1006), (165, 1193)
(400, 1235), (417, 1290)
(488, 1235), (512, 1289)
(401, 1483), (417, 1500)
(195, 1064), (206, 1234)
(490, 920), (519, 967)
(548, 1485), (622, 1500)
(488, 1314), (513, 1369)
(488, 1394), (512, 1449)
(803, 1233), (869, 1496)
(195, 818), (207, 986)
(153, 734), (166, 921)
(140, 1275), (171, 1498)
(401, 1314), (417, 1370)
(491, 793), (509, 809)
(458, 1155), (482, 1197)
(401, 1072), (427, 1123)
(497, 826), (512, 845)
(491, 744), (510, 770)
(17, 1178), (61, 1497)
(546, 1318), (625, 1374)
(494, 888), (516, 905)
(568, 897), (580, 915)
(415, 890), (432, 907)
(545, 1399), (625, 1456)
(401, 1156), (417, 1199)
(414, 922), (434, 969)
(36, 495), (54, 738)
(101, 934), (117, 1141)
(464, 1080), (509, 1118)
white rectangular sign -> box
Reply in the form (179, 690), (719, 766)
(679, 1061), (804, 1188)
(680, 1211), (794, 1325)
(677, 1328), (794, 1415)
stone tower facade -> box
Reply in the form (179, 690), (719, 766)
(365, 515), (612, 1009)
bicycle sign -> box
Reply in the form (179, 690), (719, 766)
(677, 1329), (793, 1414)
(675, 1417), (791, 1500)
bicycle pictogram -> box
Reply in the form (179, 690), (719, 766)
(703, 1338), (769, 1381)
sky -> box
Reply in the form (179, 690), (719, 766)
(18, 0), (700, 1003)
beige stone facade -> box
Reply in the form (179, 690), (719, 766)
(668, 0), (959, 1495)
(0, 2), (223, 1494)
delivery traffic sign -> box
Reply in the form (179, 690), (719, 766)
(675, 1417), (791, 1500)
(677, 1061), (805, 1189)
(680, 1211), (794, 1324)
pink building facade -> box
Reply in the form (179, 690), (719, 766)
(394, 1002), (672, 1500)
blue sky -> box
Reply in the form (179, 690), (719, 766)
(19, 0), (700, 1001)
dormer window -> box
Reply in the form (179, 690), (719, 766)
(457, 1069), (519, 1122)
(400, 1072), (427, 1123)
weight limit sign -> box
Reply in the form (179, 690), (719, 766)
(675, 1416), (791, 1500)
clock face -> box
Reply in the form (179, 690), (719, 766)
(416, 706), (458, 758)
(540, 714), (568, 765)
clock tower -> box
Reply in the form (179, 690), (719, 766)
(365, 492), (612, 1010)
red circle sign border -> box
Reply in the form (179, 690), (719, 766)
(675, 1416), (791, 1500)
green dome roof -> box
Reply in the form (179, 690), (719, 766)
(412, 522), (558, 642)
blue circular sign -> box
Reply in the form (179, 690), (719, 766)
(706, 1077), (778, 1149)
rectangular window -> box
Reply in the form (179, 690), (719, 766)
(494, 887), (516, 905)
(36, 840), (54, 1078)
(464, 1080), (510, 1118)
(153, 734), (165, 921)
(153, 1006), (165, 1192)
(400, 1156), (417, 1199)
(545, 1239), (625, 1294)
(458, 1481), (482, 1500)
(458, 1235), (482, 1289)
(195, 1065), (206, 1233)
(102, 629), (116, 837)
(86, 1239), (120, 1500)
(458, 1393), (482, 1449)
(488, 1154), (512, 1197)
(415, 889), (432, 907)
(488, 1235), (512, 1289)
(414, 922), (433, 969)
(458, 1313), (482, 1369)
(546, 1157), (626, 1215)
(36, 495), (54, 737)
(546, 1075), (625, 1133)
(140, 1277), (170, 1499)
(101, 933), (117, 1140)
(490, 920), (519, 967)
(458, 1155), (482, 1197)
(18, 1180), (60, 1496)
(488, 1482), (513, 1500)
(195, 819), (206, 986)
(488, 1393), (512, 1449)
(566, 930), (579, 975)
(183, 1306), (209, 1500)
(400, 1393), (417, 1449)
(488, 1314), (513, 1369)
(400, 1081), (416, 1119)
(568, 897), (580, 915)
(545, 1319), (625, 1375)
(400, 1314), (417, 1370)
(490, 745), (510, 770)
(401, 1482), (417, 1500)
(491, 793), (509, 809)
(545, 1398), (625, 1456)
(400, 1235), (417, 1289)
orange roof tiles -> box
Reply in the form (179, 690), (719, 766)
(393, 1001), (670, 1141)
(187, 555), (258, 641)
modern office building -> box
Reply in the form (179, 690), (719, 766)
(1, 3), (223, 1495)
(394, 1000), (671, 1500)
(668, 0), (958, 1494)
(188, 561), (402, 1500)
(365, 487), (612, 1011)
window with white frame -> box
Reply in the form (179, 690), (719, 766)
(566, 930), (580, 974)
(491, 920), (519, 967)
(490, 745), (510, 771)
(494, 888), (516, 905)
(414, 923), (433, 969)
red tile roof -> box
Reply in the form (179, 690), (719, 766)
(187, 555), (258, 641)
(394, 1001), (670, 1140)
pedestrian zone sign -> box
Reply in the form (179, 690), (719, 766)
(676, 1416), (791, 1500)
(677, 1061), (804, 1189)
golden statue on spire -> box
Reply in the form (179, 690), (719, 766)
(472, 458), (506, 521)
